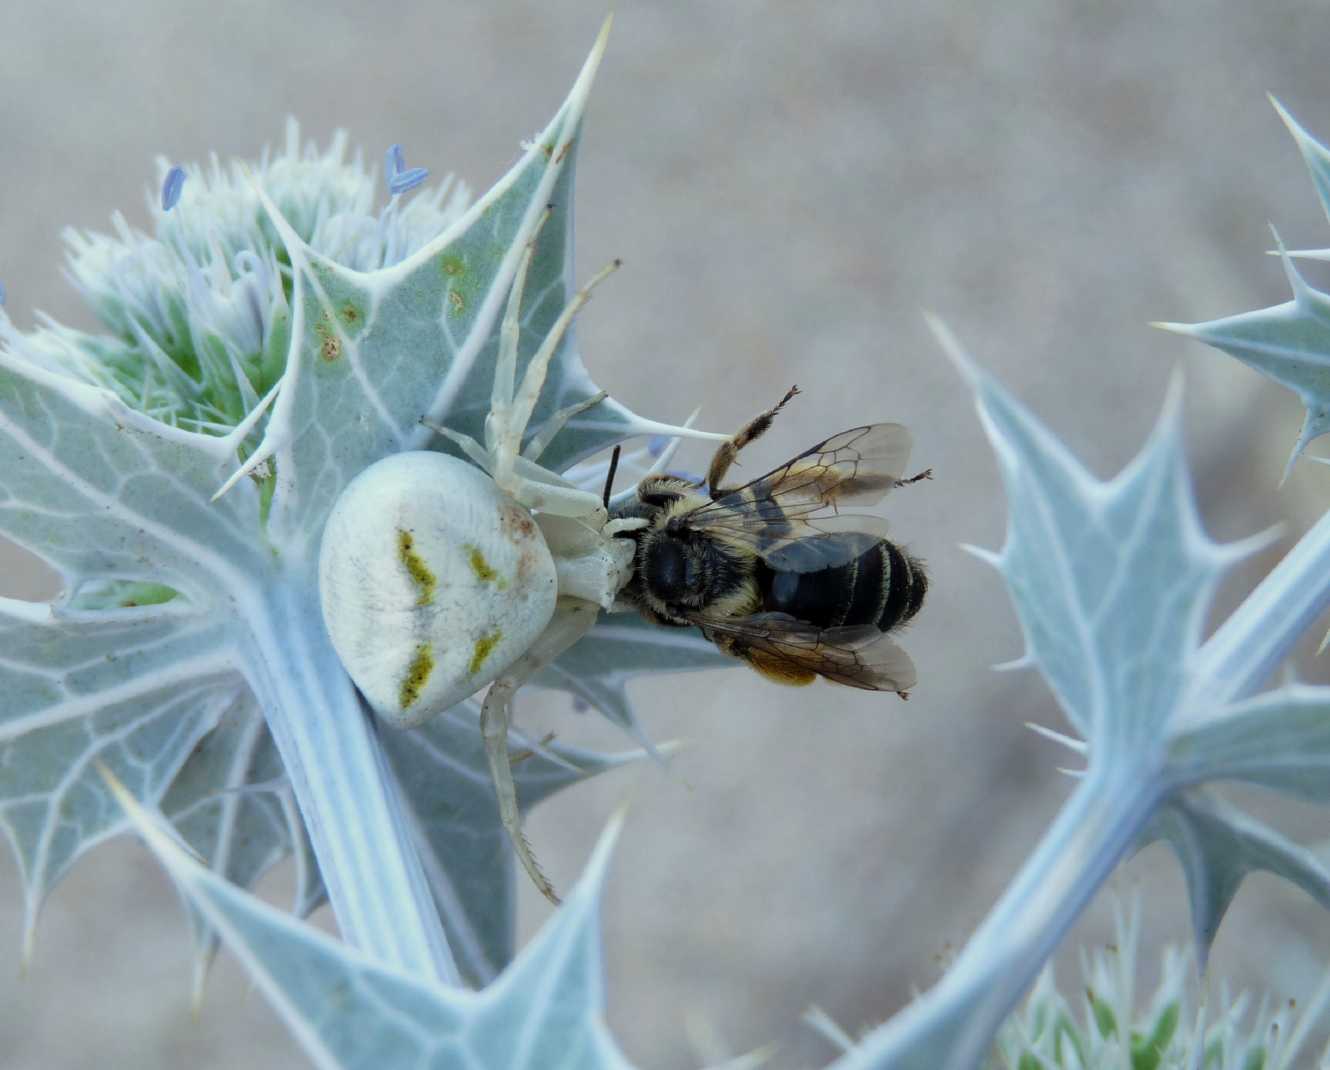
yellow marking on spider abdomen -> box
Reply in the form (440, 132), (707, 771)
(466, 544), (509, 590)
(399, 643), (435, 709)
(469, 630), (502, 675)
(397, 529), (436, 605)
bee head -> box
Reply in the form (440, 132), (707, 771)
(642, 533), (700, 607)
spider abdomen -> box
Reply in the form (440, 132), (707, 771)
(318, 450), (558, 727)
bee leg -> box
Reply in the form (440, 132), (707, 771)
(707, 384), (800, 498)
(895, 467), (934, 488)
(479, 599), (600, 906)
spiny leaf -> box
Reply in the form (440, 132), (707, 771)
(536, 614), (733, 740)
(0, 597), (243, 956)
(0, 349), (265, 594)
(235, 19), (712, 560)
(162, 696), (319, 1001)
(1154, 98), (1330, 479)
(167, 692), (643, 998)
(839, 325), (1330, 1070)
(0, 16), (734, 978)
(951, 332), (1246, 761)
(110, 771), (637, 1070)
(1143, 789), (1330, 965)
(1272, 96), (1330, 224)
(1167, 684), (1330, 803)
(379, 701), (647, 987)
(1156, 242), (1330, 482)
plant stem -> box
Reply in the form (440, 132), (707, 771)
(244, 581), (459, 984)
(836, 768), (1159, 1069)
(1192, 507), (1330, 705)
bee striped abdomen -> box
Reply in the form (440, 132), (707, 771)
(879, 541), (926, 631)
(759, 535), (925, 633)
(763, 557), (857, 628)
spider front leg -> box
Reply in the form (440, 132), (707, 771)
(480, 598), (600, 905)
(522, 390), (608, 463)
(486, 221), (620, 496)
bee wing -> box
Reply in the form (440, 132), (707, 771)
(716, 423), (914, 512)
(679, 424), (913, 567)
(696, 611), (918, 694)
(742, 520), (889, 573)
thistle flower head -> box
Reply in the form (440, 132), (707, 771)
(9, 119), (469, 435)
(993, 898), (1330, 1069)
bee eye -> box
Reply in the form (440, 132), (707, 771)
(645, 538), (688, 602)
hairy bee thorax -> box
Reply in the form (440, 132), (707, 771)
(614, 504), (759, 626)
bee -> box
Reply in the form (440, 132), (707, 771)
(609, 387), (930, 696)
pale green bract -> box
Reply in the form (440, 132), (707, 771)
(0, 16), (730, 998)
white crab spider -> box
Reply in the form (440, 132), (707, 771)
(319, 213), (647, 903)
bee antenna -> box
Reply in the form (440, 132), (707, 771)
(602, 445), (622, 509)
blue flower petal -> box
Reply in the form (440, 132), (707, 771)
(389, 167), (429, 196)
(161, 166), (186, 211)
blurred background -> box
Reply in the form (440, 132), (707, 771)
(4, 2), (1330, 1067)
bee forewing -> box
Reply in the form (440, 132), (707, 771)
(716, 423), (914, 512)
(824, 423), (914, 505)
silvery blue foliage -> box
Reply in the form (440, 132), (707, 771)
(994, 897), (1330, 1069)
(6, 20), (1330, 1070)
(820, 323), (1330, 1070)
(1159, 99), (1330, 479)
(0, 13), (728, 1002)
(812, 898), (1330, 1069)
(108, 772), (637, 1070)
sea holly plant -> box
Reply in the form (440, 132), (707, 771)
(0, 14), (730, 999)
(8, 17), (1330, 1070)
(107, 772), (640, 1070)
(84, 324), (1330, 1068)
(800, 320), (1330, 1070)
(1156, 98), (1330, 482)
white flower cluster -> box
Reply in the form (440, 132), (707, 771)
(13, 119), (469, 434)
(991, 899), (1330, 1070)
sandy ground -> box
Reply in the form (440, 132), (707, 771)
(3, 3), (1330, 1067)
